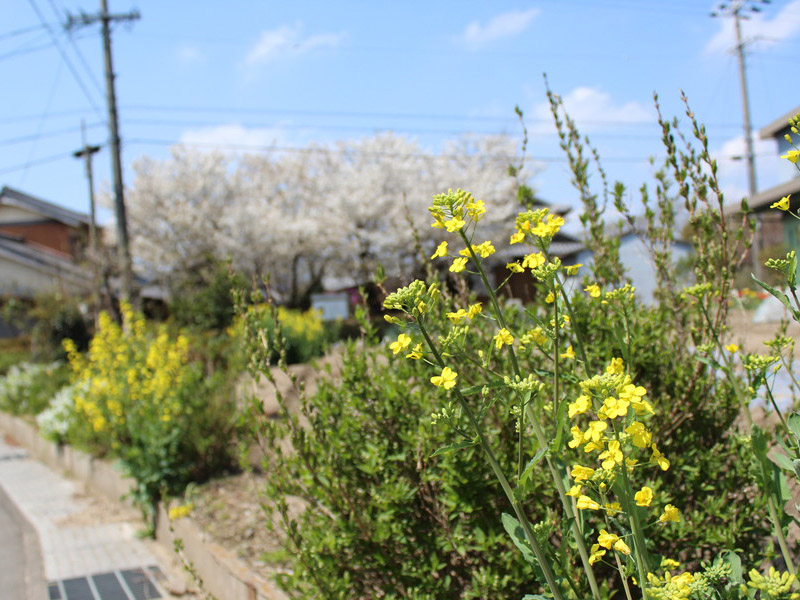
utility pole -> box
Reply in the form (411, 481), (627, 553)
(711, 0), (770, 279)
(66, 1), (140, 303)
(73, 122), (102, 319)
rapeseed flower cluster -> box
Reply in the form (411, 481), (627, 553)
(64, 303), (195, 438)
(567, 357), (680, 564)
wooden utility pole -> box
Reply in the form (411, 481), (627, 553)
(711, 0), (770, 279)
(66, 1), (140, 303)
(73, 122), (102, 319)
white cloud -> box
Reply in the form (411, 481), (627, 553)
(706, 0), (800, 54)
(176, 44), (205, 64)
(530, 86), (654, 134)
(462, 8), (540, 45)
(179, 123), (289, 150)
(244, 23), (344, 66)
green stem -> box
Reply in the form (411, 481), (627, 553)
(767, 494), (797, 577)
(459, 232), (602, 600)
(418, 322), (565, 600)
(698, 302), (753, 428)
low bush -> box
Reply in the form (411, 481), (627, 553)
(233, 304), (338, 365)
(0, 361), (69, 415)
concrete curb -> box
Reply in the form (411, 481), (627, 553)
(0, 412), (286, 600)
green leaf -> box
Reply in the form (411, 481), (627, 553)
(770, 451), (795, 473)
(520, 447), (548, 487)
(551, 396), (569, 451)
(788, 412), (800, 443)
(751, 274), (800, 320)
(501, 513), (537, 565)
(431, 437), (477, 457)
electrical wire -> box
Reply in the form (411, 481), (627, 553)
(26, 0), (103, 116)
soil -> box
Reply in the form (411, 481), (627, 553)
(187, 310), (800, 585)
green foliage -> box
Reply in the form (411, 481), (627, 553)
(240, 91), (786, 600)
(247, 323), (538, 600)
(169, 262), (247, 331)
(0, 361), (69, 415)
(62, 304), (240, 529)
(25, 292), (92, 361)
(0, 336), (32, 375)
(233, 304), (338, 365)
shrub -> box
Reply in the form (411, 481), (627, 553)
(28, 293), (92, 361)
(0, 336), (32, 375)
(243, 93), (782, 599)
(63, 304), (239, 527)
(169, 262), (247, 331)
(0, 361), (69, 415)
(233, 304), (337, 365)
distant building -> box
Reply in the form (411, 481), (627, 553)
(731, 106), (800, 258)
(571, 224), (693, 305)
(0, 186), (92, 299)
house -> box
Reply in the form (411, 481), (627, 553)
(569, 221), (693, 305)
(0, 186), (93, 299)
(730, 106), (800, 258)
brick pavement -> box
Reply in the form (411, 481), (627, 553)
(0, 441), (171, 599)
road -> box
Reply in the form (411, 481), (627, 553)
(0, 461), (46, 600)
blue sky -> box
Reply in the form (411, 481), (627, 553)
(3, 0), (800, 227)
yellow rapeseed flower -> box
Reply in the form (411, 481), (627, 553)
(771, 195), (791, 211)
(169, 503), (194, 520)
(589, 544), (606, 565)
(613, 538), (632, 555)
(564, 263), (583, 275)
(406, 343), (424, 360)
(467, 303), (482, 318)
(390, 333), (412, 355)
(659, 504), (681, 523)
(446, 309), (468, 324)
(599, 440), (623, 470)
(577, 495), (601, 511)
(506, 262), (524, 273)
(445, 217), (466, 232)
(466, 198), (486, 221)
(545, 291), (555, 303)
(651, 444), (670, 471)
(585, 284), (602, 298)
(431, 241), (448, 259)
(781, 150), (800, 164)
(450, 257), (468, 273)
(431, 366), (458, 390)
(725, 343), (739, 353)
(510, 231), (525, 244)
(560, 345), (576, 360)
(473, 241), (496, 258)
(634, 486), (654, 507)
(568, 394), (592, 418)
(522, 252), (546, 269)
(494, 328), (514, 350)
(571, 464), (595, 482)
(597, 529), (619, 550)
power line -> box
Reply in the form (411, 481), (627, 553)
(0, 151), (74, 176)
(0, 23), (46, 42)
(120, 103), (748, 130)
(26, 0), (103, 115)
(0, 121), (104, 146)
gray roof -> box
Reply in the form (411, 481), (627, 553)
(0, 233), (89, 283)
(0, 186), (90, 228)
(760, 106), (800, 140)
(735, 177), (800, 214)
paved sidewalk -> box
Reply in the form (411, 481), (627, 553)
(0, 440), (174, 600)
